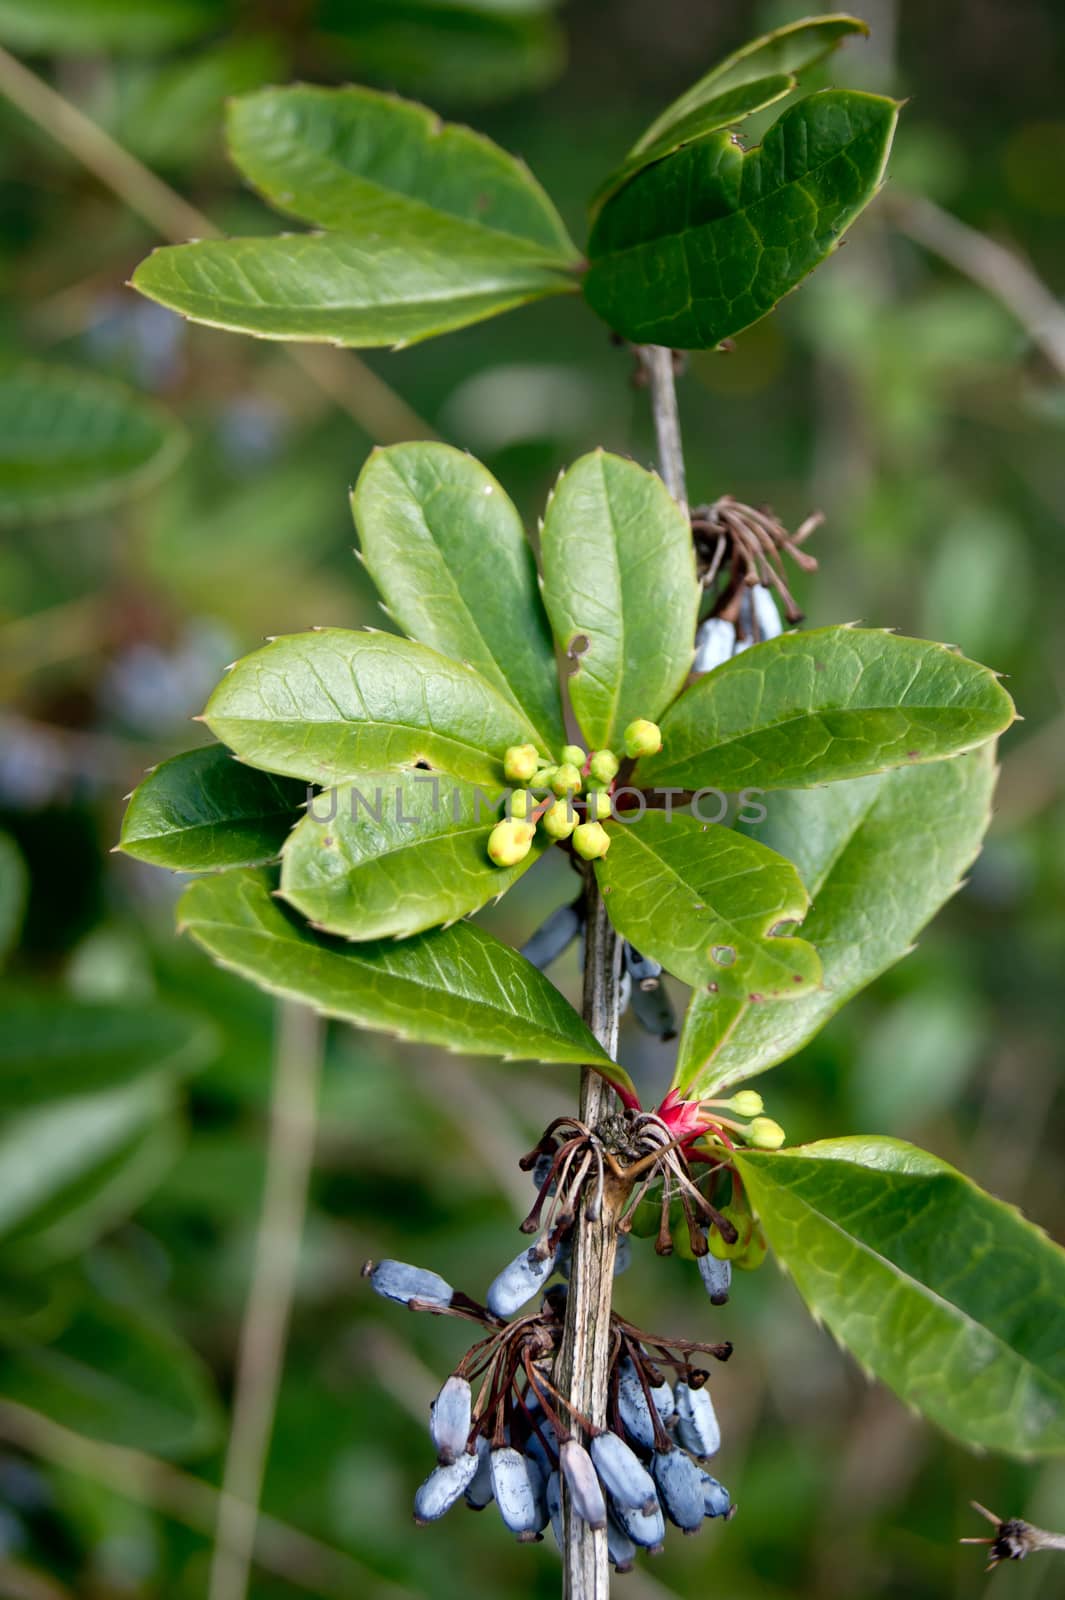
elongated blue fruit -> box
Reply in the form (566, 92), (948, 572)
(560, 1439), (607, 1530)
(699, 1471), (731, 1519)
(524, 1413), (558, 1480)
(607, 1511), (637, 1572)
(414, 1451), (479, 1523)
(369, 1259), (453, 1309)
(520, 901), (582, 970)
(490, 1446), (546, 1542)
(531, 1150), (557, 1191)
(693, 615), (736, 674)
(675, 1381), (720, 1459)
(486, 1240), (558, 1318)
(611, 1493), (665, 1551)
(650, 1378), (675, 1422)
(465, 1436), (494, 1510)
(630, 978), (677, 1040)
(697, 1251), (732, 1306)
(616, 1358), (672, 1451)
(590, 1431), (657, 1514)
(624, 944), (662, 986)
(430, 1375), (472, 1465)
(652, 1448), (705, 1533)
(737, 583), (782, 648)
(546, 1470), (563, 1551)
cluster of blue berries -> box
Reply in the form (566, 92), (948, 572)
(364, 1115), (737, 1569)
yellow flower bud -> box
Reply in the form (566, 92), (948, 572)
(726, 1089), (764, 1118)
(588, 749), (619, 785)
(561, 744), (586, 768)
(572, 821), (611, 860)
(503, 744), (539, 784)
(585, 790), (612, 822)
(540, 798), (577, 840)
(532, 764), (558, 790)
(508, 789), (534, 820)
(551, 762), (583, 796)
(487, 818), (535, 867)
(747, 1116), (786, 1151)
(623, 719), (662, 759)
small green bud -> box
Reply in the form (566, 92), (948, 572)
(726, 1089), (764, 1118)
(551, 762), (583, 796)
(747, 1116), (786, 1151)
(508, 789), (535, 820)
(503, 744), (539, 784)
(707, 1205), (747, 1261)
(623, 719), (662, 759)
(532, 764), (558, 790)
(561, 744), (586, 769)
(540, 798), (577, 840)
(487, 818), (535, 867)
(585, 790), (612, 822)
(734, 1226), (768, 1272)
(588, 749), (619, 786)
(572, 821), (611, 860)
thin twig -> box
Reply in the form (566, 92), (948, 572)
(884, 190), (1065, 379)
(0, 1399), (410, 1600)
(641, 346), (687, 507)
(208, 1002), (324, 1600)
(0, 44), (437, 444)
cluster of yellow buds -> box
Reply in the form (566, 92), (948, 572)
(487, 721), (660, 869)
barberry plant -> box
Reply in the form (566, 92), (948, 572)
(117, 14), (1065, 1596)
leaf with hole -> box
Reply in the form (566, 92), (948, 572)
(133, 85), (579, 349)
(675, 744), (997, 1094)
(637, 627), (1014, 792)
(179, 868), (634, 1093)
(280, 772), (548, 941)
(0, 363), (184, 525)
(584, 91), (898, 350)
(353, 443), (564, 752)
(119, 744), (305, 872)
(203, 629), (542, 788)
(737, 1137), (1065, 1458)
(539, 451), (698, 751)
(594, 812), (820, 998)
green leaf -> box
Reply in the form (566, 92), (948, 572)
(226, 85), (576, 258)
(279, 773), (547, 941)
(0, 832), (28, 968)
(133, 85), (579, 350)
(0, 0), (221, 52)
(631, 14), (869, 162)
(0, 994), (214, 1111)
(0, 363), (184, 525)
(637, 627), (1015, 792)
(203, 629), (542, 788)
(736, 1137), (1065, 1459)
(584, 91), (898, 350)
(352, 443), (564, 752)
(675, 745), (997, 1094)
(539, 451), (698, 751)
(179, 868), (633, 1090)
(594, 812), (820, 999)
(0, 1077), (180, 1257)
(0, 1294), (220, 1457)
(119, 745), (305, 872)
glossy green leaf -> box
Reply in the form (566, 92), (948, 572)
(539, 451), (698, 750)
(591, 75), (796, 216)
(352, 443), (564, 752)
(675, 745), (997, 1094)
(594, 812), (820, 998)
(0, 363), (184, 525)
(638, 627), (1014, 792)
(203, 629), (541, 788)
(179, 868), (633, 1090)
(0, 1294), (220, 1457)
(0, 832), (27, 967)
(226, 85), (576, 258)
(631, 14), (869, 161)
(133, 85), (578, 350)
(0, 994), (214, 1111)
(584, 91), (898, 350)
(737, 1137), (1065, 1458)
(0, 0), (221, 52)
(119, 745), (305, 871)
(280, 772), (547, 941)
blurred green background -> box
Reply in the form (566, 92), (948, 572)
(2, 1), (1065, 1595)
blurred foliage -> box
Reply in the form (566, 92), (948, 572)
(1, 1), (1065, 1596)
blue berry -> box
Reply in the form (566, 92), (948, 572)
(369, 1259), (453, 1310)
